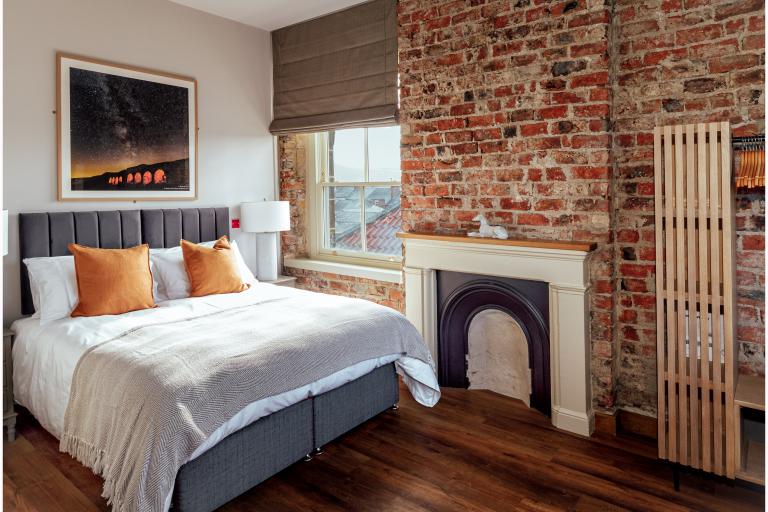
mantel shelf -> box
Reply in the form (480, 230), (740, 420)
(396, 232), (597, 253)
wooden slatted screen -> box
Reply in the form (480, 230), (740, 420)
(654, 121), (736, 478)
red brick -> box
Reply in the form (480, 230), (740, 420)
(620, 264), (654, 278)
(436, 52), (463, 66)
(570, 71), (610, 88)
(733, 68), (765, 86)
(643, 48), (687, 66)
(472, 128), (502, 140)
(571, 135), (611, 149)
(574, 104), (610, 117)
(516, 213), (549, 226)
(709, 54), (759, 73)
(748, 15), (765, 31)
(445, 130), (473, 143)
(546, 168), (566, 180)
(500, 198), (531, 210)
(534, 199), (564, 211)
(450, 142), (478, 155)
(633, 295), (657, 309)
(743, 35), (764, 51)
(449, 103), (475, 116)
(617, 229), (639, 243)
(478, 141), (506, 153)
(714, 0), (764, 22)
(742, 234), (765, 251)
(467, 115), (496, 127)
(401, 160), (424, 170)
(520, 122), (549, 136)
(571, 42), (608, 57)
(552, 91), (587, 104)
(538, 106), (568, 119)
(424, 16), (451, 31)
(437, 197), (462, 208)
(675, 24), (723, 46)
(436, 118), (465, 131)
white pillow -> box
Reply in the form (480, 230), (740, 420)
(24, 256), (78, 325)
(25, 253), (163, 324)
(151, 239), (256, 301)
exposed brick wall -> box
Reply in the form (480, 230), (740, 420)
(398, 0), (619, 410)
(278, 135), (405, 312)
(278, 0), (764, 416)
(612, 0), (765, 413)
(278, 135), (308, 260)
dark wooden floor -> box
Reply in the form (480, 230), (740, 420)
(4, 385), (764, 511)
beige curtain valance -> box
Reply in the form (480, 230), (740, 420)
(269, 0), (398, 135)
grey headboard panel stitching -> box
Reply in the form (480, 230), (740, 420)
(18, 207), (230, 315)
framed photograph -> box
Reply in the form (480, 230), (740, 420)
(57, 53), (197, 200)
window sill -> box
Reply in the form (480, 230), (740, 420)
(283, 257), (402, 284)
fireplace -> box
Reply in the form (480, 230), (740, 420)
(437, 271), (551, 417)
(399, 232), (596, 436)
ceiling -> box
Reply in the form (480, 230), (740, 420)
(169, 0), (367, 31)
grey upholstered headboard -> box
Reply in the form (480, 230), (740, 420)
(18, 207), (230, 315)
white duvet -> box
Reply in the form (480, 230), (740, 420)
(12, 283), (440, 470)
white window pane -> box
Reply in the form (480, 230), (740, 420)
(325, 186), (362, 252)
(330, 129), (364, 182)
(368, 126), (401, 182)
(364, 186), (401, 256)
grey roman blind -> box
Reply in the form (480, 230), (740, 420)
(269, 0), (398, 135)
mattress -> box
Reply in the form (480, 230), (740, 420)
(11, 283), (439, 464)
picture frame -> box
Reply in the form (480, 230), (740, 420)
(57, 53), (198, 201)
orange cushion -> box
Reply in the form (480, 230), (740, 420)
(181, 236), (250, 297)
(69, 243), (155, 317)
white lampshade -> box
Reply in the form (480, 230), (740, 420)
(240, 201), (290, 233)
(2, 210), (7, 256)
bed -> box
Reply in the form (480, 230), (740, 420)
(13, 207), (440, 512)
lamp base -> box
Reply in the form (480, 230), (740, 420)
(255, 232), (279, 282)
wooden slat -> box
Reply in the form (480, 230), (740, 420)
(720, 122), (735, 479)
(663, 125), (678, 462)
(654, 127), (666, 458)
(685, 123), (700, 469)
(659, 291), (722, 304)
(709, 122), (723, 475)
(663, 370), (726, 389)
(697, 122), (712, 473)
(674, 124), (689, 466)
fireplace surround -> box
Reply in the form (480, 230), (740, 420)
(399, 232), (596, 436)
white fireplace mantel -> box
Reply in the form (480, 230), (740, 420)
(399, 232), (596, 437)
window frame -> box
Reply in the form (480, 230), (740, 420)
(306, 129), (402, 269)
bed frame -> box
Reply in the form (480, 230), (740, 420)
(18, 207), (400, 512)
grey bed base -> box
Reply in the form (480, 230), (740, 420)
(17, 208), (401, 512)
(174, 363), (399, 512)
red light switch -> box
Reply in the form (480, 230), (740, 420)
(232, 219), (240, 229)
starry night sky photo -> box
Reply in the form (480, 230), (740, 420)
(69, 67), (190, 191)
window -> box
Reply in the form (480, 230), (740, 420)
(308, 126), (402, 266)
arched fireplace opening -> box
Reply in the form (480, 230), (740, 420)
(437, 271), (551, 417)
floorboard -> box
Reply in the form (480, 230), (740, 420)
(3, 385), (764, 511)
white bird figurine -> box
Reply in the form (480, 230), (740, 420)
(468, 214), (508, 240)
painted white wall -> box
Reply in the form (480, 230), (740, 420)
(3, 0), (274, 322)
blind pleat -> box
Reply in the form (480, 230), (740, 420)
(269, 0), (398, 135)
